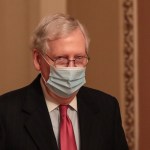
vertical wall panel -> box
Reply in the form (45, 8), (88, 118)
(121, 0), (139, 149)
(138, 0), (150, 149)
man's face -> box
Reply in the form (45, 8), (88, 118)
(34, 28), (87, 81)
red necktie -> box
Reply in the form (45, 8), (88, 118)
(59, 105), (77, 150)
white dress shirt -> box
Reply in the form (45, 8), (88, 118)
(40, 78), (80, 150)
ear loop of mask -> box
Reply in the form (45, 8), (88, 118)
(41, 74), (47, 83)
(39, 52), (51, 66)
(38, 52), (51, 83)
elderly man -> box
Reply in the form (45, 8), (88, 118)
(0, 13), (128, 150)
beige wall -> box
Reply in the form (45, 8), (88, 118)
(39, 0), (66, 18)
(67, 0), (121, 101)
(0, 0), (66, 94)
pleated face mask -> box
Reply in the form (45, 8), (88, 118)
(43, 65), (86, 98)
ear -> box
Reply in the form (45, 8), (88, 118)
(33, 49), (41, 71)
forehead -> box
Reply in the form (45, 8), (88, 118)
(47, 29), (86, 56)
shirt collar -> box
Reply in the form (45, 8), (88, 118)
(40, 77), (77, 112)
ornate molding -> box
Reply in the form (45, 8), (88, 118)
(122, 0), (138, 150)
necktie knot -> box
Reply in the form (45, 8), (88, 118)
(59, 105), (68, 117)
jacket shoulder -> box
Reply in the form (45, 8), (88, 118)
(0, 86), (29, 115)
(0, 75), (41, 104)
(78, 86), (120, 112)
(78, 86), (117, 102)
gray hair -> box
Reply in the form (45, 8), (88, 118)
(31, 13), (90, 53)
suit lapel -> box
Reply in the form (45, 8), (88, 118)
(22, 75), (58, 150)
(77, 96), (104, 150)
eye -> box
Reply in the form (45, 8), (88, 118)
(76, 56), (83, 58)
(54, 56), (66, 61)
(75, 56), (85, 61)
(55, 57), (68, 65)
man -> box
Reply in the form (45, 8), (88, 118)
(0, 13), (128, 150)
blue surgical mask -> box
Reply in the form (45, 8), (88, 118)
(43, 65), (86, 98)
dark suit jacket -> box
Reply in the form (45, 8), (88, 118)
(0, 75), (128, 150)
